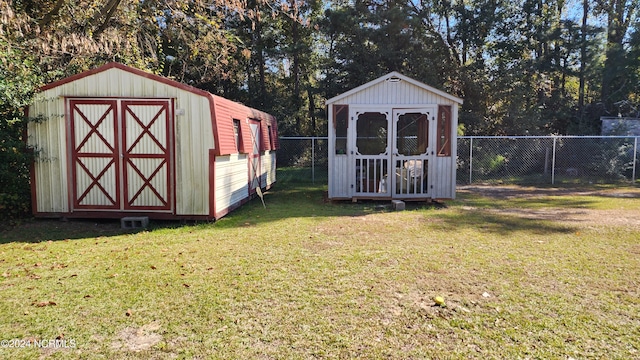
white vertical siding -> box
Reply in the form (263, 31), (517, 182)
(214, 154), (248, 213)
(329, 156), (350, 198)
(432, 157), (454, 199)
(263, 151), (276, 187)
(28, 94), (69, 212)
(336, 81), (458, 106)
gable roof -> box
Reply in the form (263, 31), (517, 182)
(325, 71), (463, 105)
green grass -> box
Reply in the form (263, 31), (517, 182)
(1, 170), (639, 359)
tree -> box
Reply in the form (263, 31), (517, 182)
(596, 0), (638, 106)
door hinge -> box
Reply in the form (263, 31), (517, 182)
(351, 184), (354, 188)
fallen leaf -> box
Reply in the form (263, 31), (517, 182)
(183, 283), (190, 288)
(83, 295), (92, 298)
(150, 266), (157, 270)
(34, 301), (57, 307)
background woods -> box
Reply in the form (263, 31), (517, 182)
(1, 0), (639, 222)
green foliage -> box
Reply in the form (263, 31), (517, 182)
(0, 38), (41, 228)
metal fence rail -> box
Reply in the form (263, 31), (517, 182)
(278, 136), (639, 185)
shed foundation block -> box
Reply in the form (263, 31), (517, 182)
(121, 216), (149, 229)
(391, 200), (405, 211)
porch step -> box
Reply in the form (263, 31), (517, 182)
(121, 216), (149, 229)
(391, 200), (406, 211)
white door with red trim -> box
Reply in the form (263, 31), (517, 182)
(69, 98), (173, 212)
(248, 119), (262, 193)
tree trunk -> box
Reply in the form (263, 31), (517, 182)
(578, 0), (588, 131)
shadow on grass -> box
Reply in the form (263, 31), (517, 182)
(455, 192), (597, 210)
(432, 208), (578, 235)
(4, 168), (608, 243)
(1, 168), (396, 243)
(0, 218), (129, 244)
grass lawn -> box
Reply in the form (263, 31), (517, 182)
(1, 169), (639, 359)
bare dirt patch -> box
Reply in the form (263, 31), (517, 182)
(111, 321), (163, 352)
(458, 185), (640, 229)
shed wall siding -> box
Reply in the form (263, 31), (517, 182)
(432, 157), (455, 198)
(212, 96), (279, 156)
(29, 94), (69, 213)
(263, 151), (276, 187)
(214, 154), (248, 214)
(335, 81), (459, 106)
(29, 67), (214, 215)
(329, 156), (350, 198)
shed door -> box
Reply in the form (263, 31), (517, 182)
(351, 108), (391, 197)
(121, 100), (172, 211)
(349, 106), (435, 198)
(391, 108), (435, 198)
(69, 98), (173, 212)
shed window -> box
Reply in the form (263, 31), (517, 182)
(267, 125), (274, 150)
(334, 105), (348, 154)
(437, 106), (451, 157)
(356, 112), (388, 155)
(396, 113), (429, 156)
(233, 119), (242, 153)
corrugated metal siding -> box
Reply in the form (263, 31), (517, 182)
(431, 105), (458, 199)
(211, 96), (239, 156)
(329, 156), (350, 198)
(263, 151), (277, 187)
(212, 95), (279, 155)
(29, 67), (214, 215)
(28, 94), (69, 213)
(214, 154), (248, 213)
(336, 80), (458, 106)
(432, 157), (454, 199)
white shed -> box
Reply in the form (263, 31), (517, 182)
(28, 62), (278, 220)
(326, 72), (463, 201)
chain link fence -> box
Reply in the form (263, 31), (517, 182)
(277, 137), (329, 183)
(278, 136), (639, 185)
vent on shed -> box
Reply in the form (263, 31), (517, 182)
(387, 76), (402, 83)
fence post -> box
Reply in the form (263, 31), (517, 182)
(551, 136), (557, 185)
(311, 137), (315, 184)
(633, 137), (638, 183)
(469, 137), (474, 184)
